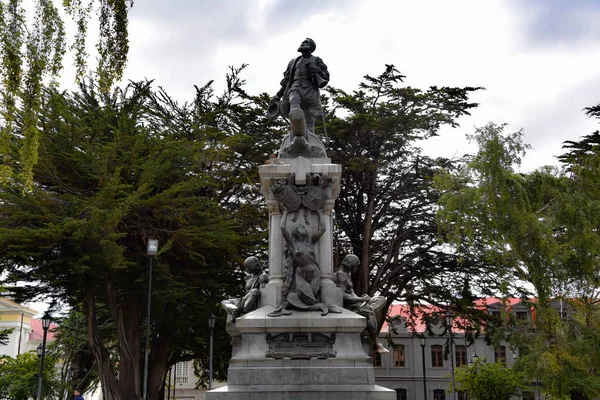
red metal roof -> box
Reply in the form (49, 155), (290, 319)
(382, 297), (537, 333)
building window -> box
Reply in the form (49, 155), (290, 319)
(457, 392), (467, 400)
(393, 345), (405, 367)
(431, 345), (443, 368)
(395, 388), (407, 400)
(373, 351), (382, 367)
(455, 345), (467, 367)
(494, 346), (507, 364)
(516, 311), (528, 320)
(433, 389), (446, 400)
(175, 361), (188, 384)
(522, 392), (535, 400)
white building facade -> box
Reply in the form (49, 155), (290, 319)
(0, 297), (39, 357)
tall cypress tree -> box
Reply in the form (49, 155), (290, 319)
(0, 70), (281, 399)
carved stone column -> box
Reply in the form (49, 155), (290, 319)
(258, 159), (342, 308)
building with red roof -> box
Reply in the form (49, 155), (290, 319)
(373, 298), (548, 400)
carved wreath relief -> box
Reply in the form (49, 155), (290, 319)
(268, 173), (341, 317)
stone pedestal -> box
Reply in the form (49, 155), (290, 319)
(208, 157), (394, 399)
(207, 307), (395, 399)
(257, 158), (343, 309)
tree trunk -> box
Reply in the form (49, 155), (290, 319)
(360, 169), (378, 295)
(84, 288), (123, 400)
(147, 304), (176, 400)
(105, 280), (142, 400)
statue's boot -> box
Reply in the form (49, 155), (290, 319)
(268, 302), (293, 317)
(289, 107), (306, 137)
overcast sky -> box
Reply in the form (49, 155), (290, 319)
(82, 0), (598, 172)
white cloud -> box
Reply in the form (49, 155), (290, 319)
(65, 0), (600, 170)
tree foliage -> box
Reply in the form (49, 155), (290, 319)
(0, 351), (64, 400)
(454, 358), (526, 400)
(436, 113), (600, 398)
(325, 65), (489, 321)
(511, 299), (600, 399)
(0, 67), (282, 400)
(51, 310), (101, 396)
(0, 0), (133, 187)
(436, 123), (573, 302)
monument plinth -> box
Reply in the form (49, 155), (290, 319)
(209, 38), (394, 400)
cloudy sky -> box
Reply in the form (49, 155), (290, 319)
(85, 0), (598, 172)
(26, 0), (600, 314)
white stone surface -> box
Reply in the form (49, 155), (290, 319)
(234, 307), (366, 334)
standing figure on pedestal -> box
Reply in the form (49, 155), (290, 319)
(334, 254), (389, 354)
(268, 38), (329, 158)
(221, 256), (268, 320)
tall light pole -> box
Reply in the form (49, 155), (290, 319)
(143, 239), (159, 400)
(36, 312), (52, 400)
(445, 311), (457, 400)
(208, 313), (216, 390)
(419, 335), (427, 400)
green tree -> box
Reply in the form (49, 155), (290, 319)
(0, 351), (64, 400)
(325, 65), (492, 322)
(0, 69), (280, 400)
(454, 358), (525, 400)
(510, 299), (600, 400)
(0, 0), (133, 187)
(436, 119), (600, 398)
(0, 327), (11, 346)
(435, 122), (570, 302)
(51, 310), (100, 397)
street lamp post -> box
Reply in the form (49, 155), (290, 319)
(36, 312), (52, 400)
(143, 239), (159, 400)
(208, 313), (215, 390)
(445, 311), (457, 400)
(467, 353), (478, 400)
(419, 335), (427, 400)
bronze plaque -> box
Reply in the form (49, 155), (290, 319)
(266, 332), (336, 359)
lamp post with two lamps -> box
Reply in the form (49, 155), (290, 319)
(418, 335), (428, 400)
(36, 312), (52, 400)
(208, 313), (216, 390)
(445, 311), (457, 400)
(142, 239), (159, 400)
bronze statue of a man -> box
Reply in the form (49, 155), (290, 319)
(270, 38), (329, 140)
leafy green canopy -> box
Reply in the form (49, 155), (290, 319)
(0, 351), (64, 400)
(326, 65), (490, 321)
(511, 300), (600, 399)
(436, 122), (600, 302)
(454, 358), (526, 400)
(0, 0), (133, 188)
(0, 68), (283, 400)
(436, 115), (600, 399)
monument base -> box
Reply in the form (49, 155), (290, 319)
(207, 306), (394, 400)
(207, 384), (395, 400)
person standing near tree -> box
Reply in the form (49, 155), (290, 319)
(73, 389), (84, 400)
